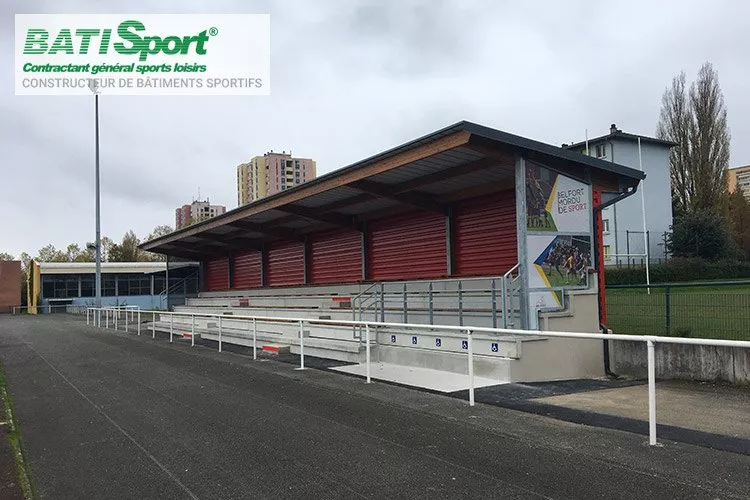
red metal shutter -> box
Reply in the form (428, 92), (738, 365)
(266, 241), (304, 286)
(205, 257), (229, 291)
(232, 249), (261, 289)
(368, 211), (446, 281)
(310, 228), (361, 284)
(454, 191), (517, 276)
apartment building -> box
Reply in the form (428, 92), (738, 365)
(566, 124), (675, 264)
(175, 199), (227, 229)
(237, 151), (316, 206)
(728, 165), (750, 199)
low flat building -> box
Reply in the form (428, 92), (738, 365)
(26, 261), (200, 313)
(0, 261), (21, 313)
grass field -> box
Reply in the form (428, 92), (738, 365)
(605, 284), (750, 341)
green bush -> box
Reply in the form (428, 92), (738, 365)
(604, 258), (750, 285)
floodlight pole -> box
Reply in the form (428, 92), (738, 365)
(90, 80), (102, 307)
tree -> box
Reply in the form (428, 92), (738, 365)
(0, 252), (15, 261)
(667, 209), (739, 261)
(143, 225), (173, 262)
(146, 225), (173, 241)
(657, 62), (731, 215)
(37, 244), (67, 262)
(108, 230), (141, 262)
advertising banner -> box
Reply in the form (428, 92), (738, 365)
(525, 161), (592, 311)
(526, 162), (590, 233)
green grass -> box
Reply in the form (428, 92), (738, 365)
(605, 286), (750, 341)
(0, 364), (35, 499)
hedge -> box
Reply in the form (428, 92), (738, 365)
(604, 258), (750, 285)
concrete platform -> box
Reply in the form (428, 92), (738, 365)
(532, 380), (750, 440)
(330, 362), (506, 392)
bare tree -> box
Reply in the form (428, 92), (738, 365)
(657, 63), (731, 215)
(689, 63), (731, 211)
(656, 72), (691, 214)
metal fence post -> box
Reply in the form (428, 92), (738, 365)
(428, 283), (434, 325)
(106, 309), (109, 329)
(125, 308), (128, 333)
(170, 314), (173, 343)
(152, 311), (156, 339)
(191, 314), (195, 347)
(252, 318), (257, 360)
(458, 281), (464, 327)
(467, 330), (474, 406)
(86, 308), (90, 325)
(665, 287), (671, 336)
(647, 340), (657, 445)
(137, 310), (141, 336)
(380, 282), (385, 323)
(403, 283), (408, 323)
(365, 324), (371, 384)
(298, 320), (305, 370)
(218, 315), (222, 352)
(491, 279), (498, 329)
(114, 308), (118, 330)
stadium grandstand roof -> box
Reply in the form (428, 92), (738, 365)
(141, 121), (646, 259)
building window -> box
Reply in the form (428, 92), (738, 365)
(596, 144), (607, 158)
(602, 219), (610, 232)
(603, 245), (611, 258)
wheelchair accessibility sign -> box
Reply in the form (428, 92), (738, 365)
(390, 335), (396, 343)
(491, 342), (499, 352)
(461, 340), (468, 350)
(435, 338), (442, 347)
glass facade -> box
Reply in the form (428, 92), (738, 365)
(39, 272), (199, 299)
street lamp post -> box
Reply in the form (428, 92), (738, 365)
(88, 79), (102, 307)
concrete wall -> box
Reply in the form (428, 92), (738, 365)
(0, 261), (22, 313)
(532, 290), (605, 381)
(610, 340), (750, 383)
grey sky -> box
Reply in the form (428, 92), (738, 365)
(2, 1), (749, 258)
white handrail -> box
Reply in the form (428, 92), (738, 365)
(85, 306), (750, 447)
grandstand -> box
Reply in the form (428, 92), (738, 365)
(140, 121), (645, 384)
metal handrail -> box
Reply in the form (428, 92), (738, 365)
(85, 305), (750, 447)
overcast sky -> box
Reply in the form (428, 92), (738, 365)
(2, 1), (749, 258)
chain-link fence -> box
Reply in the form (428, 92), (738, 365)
(605, 281), (750, 341)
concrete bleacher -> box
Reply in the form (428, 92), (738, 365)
(143, 282), (554, 384)
(147, 281), (616, 385)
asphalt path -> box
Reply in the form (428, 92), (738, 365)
(1, 315), (748, 500)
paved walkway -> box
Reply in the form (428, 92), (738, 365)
(533, 380), (750, 439)
(1, 315), (749, 499)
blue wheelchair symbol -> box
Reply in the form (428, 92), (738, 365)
(461, 340), (468, 350)
(491, 342), (499, 353)
(390, 335), (396, 343)
(411, 336), (418, 345)
(435, 338), (442, 347)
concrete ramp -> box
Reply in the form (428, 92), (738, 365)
(330, 362), (507, 393)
